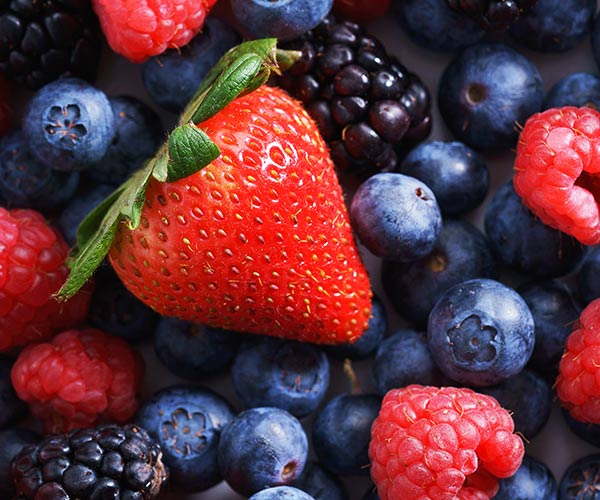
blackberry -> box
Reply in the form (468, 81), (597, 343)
(277, 15), (431, 176)
(446, 0), (538, 30)
(0, 0), (101, 89)
(10, 423), (168, 499)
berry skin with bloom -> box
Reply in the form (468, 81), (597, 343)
(10, 328), (144, 433)
(369, 385), (525, 500)
(557, 298), (600, 424)
(92, 0), (218, 63)
(514, 106), (600, 245)
(0, 208), (91, 352)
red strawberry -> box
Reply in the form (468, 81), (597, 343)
(107, 85), (372, 345)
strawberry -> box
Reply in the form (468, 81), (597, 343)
(59, 40), (373, 345)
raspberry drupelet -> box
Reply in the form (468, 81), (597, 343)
(369, 385), (524, 500)
(11, 329), (144, 433)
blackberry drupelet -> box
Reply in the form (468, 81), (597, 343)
(446, 0), (538, 30)
(10, 423), (168, 499)
(277, 15), (431, 175)
(0, 0), (101, 89)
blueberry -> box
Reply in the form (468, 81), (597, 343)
(382, 219), (496, 327)
(0, 429), (41, 497)
(559, 454), (600, 499)
(576, 247), (600, 306)
(562, 407), (600, 448)
(231, 337), (329, 418)
(427, 278), (536, 386)
(135, 384), (235, 493)
(0, 357), (26, 429)
(88, 266), (160, 343)
(249, 486), (316, 500)
(438, 43), (543, 152)
(399, 141), (489, 215)
(372, 329), (445, 396)
(485, 181), (586, 278)
(518, 280), (580, 376)
(393, 0), (485, 52)
(218, 407), (309, 496)
(510, 0), (596, 52)
(142, 18), (241, 114)
(350, 172), (442, 262)
(87, 96), (163, 186)
(231, 0), (333, 41)
(312, 393), (381, 476)
(592, 14), (600, 71)
(543, 72), (600, 110)
(23, 78), (115, 171)
(480, 369), (552, 440)
(293, 462), (348, 500)
(325, 295), (387, 361)
(155, 317), (241, 380)
(0, 130), (79, 211)
(57, 183), (115, 246)
(495, 455), (558, 500)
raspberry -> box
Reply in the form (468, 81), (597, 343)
(92, 0), (218, 63)
(513, 106), (600, 245)
(11, 328), (144, 433)
(0, 75), (12, 136)
(369, 385), (524, 500)
(0, 208), (92, 351)
(556, 298), (600, 424)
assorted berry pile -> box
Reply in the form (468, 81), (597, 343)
(2, 0), (600, 499)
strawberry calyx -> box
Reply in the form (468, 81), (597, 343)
(56, 39), (301, 300)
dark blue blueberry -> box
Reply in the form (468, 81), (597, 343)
(559, 454), (600, 499)
(0, 357), (26, 429)
(57, 183), (115, 246)
(543, 72), (600, 110)
(23, 78), (115, 171)
(592, 14), (600, 72)
(438, 43), (543, 152)
(399, 141), (489, 215)
(480, 369), (552, 440)
(0, 130), (79, 211)
(427, 278), (535, 386)
(87, 96), (163, 186)
(88, 266), (159, 343)
(135, 384), (235, 493)
(325, 295), (387, 361)
(231, 337), (329, 418)
(495, 455), (558, 500)
(382, 218), (496, 327)
(231, 0), (332, 41)
(518, 280), (580, 376)
(155, 317), (241, 380)
(372, 329), (445, 396)
(142, 18), (241, 114)
(484, 182), (585, 278)
(510, 0), (596, 52)
(293, 462), (348, 500)
(393, 0), (484, 52)
(576, 247), (600, 306)
(350, 172), (442, 262)
(218, 407), (309, 496)
(0, 429), (41, 497)
(312, 393), (381, 476)
(249, 486), (316, 500)
(562, 407), (600, 448)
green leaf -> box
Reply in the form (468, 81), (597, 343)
(75, 184), (125, 249)
(166, 123), (220, 182)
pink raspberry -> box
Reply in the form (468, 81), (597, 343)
(369, 385), (524, 500)
(513, 106), (600, 245)
(92, 0), (218, 63)
(11, 328), (145, 433)
(0, 208), (92, 351)
(556, 298), (600, 424)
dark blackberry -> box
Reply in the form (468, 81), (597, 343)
(0, 0), (101, 89)
(446, 0), (538, 30)
(10, 423), (168, 499)
(277, 15), (431, 176)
